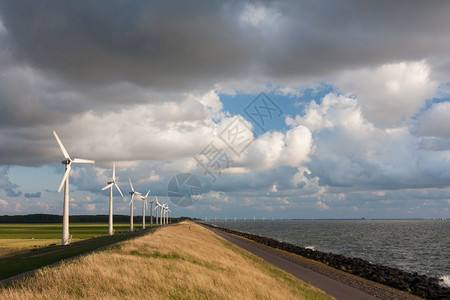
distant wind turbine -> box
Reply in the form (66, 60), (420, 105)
(139, 190), (150, 229)
(148, 195), (155, 225)
(155, 197), (164, 225)
(53, 131), (95, 245)
(154, 199), (160, 225)
(101, 162), (124, 235)
(128, 178), (141, 231)
(167, 206), (171, 224)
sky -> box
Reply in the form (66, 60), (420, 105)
(0, 0), (450, 219)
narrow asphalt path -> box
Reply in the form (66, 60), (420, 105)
(210, 227), (379, 300)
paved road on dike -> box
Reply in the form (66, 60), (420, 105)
(210, 227), (380, 300)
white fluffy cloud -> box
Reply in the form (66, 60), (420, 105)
(225, 124), (312, 172)
(334, 61), (437, 128)
(287, 92), (450, 189)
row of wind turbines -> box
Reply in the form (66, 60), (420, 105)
(53, 131), (171, 246)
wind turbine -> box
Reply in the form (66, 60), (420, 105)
(166, 206), (171, 224)
(53, 131), (95, 245)
(101, 162), (124, 236)
(154, 200), (160, 225)
(148, 196), (155, 225)
(155, 197), (163, 225)
(163, 204), (169, 224)
(139, 190), (150, 229)
(128, 178), (141, 231)
(160, 202), (166, 225)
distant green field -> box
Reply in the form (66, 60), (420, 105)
(0, 223), (149, 255)
(0, 223), (136, 239)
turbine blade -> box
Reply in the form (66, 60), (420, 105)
(53, 131), (70, 159)
(73, 158), (95, 164)
(114, 183), (124, 198)
(129, 178), (135, 192)
(57, 165), (71, 192)
(102, 183), (113, 190)
(145, 189), (150, 198)
(112, 162), (116, 181)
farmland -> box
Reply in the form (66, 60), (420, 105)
(0, 223), (143, 256)
(0, 223), (155, 280)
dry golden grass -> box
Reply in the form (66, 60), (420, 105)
(0, 221), (332, 300)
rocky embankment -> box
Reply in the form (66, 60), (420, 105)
(203, 223), (450, 300)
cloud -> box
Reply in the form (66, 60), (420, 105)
(0, 198), (7, 209)
(0, 1), (450, 218)
(1, 1), (450, 91)
(288, 92), (450, 189)
(24, 192), (41, 198)
(0, 91), (223, 165)
(415, 102), (450, 138)
(0, 166), (21, 197)
(316, 200), (330, 211)
(232, 124), (313, 172)
(334, 61), (437, 128)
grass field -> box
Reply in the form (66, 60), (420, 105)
(0, 221), (332, 299)
(0, 223), (145, 256)
(0, 224), (155, 280)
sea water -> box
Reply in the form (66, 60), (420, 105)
(209, 219), (450, 285)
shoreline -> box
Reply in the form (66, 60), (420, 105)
(201, 222), (450, 299)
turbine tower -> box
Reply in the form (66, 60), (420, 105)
(53, 131), (95, 245)
(101, 162), (124, 235)
(155, 197), (163, 225)
(165, 205), (170, 224)
(167, 207), (171, 224)
(128, 178), (141, 231)
(139, 190), (150, 229)
(163, 204), (169, 224)
(148, 195), (155, 225)
(159, 201), (164, 225)
(154, 201), (160, 225)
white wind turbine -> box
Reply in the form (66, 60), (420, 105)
(164, 203), (169, 224)
(148, 195), (155, 225)
(53, 131), (95, 245)
(154, 202), (159, 224)
(128, 178), (141, 231)
(139, 190), (150, 229)
(166, 207), (171, 224)
(163, 204), (169, 224)
(155, 197), (163, 225)
(160, 202), (166, 225)
(101, 162), (124, 236)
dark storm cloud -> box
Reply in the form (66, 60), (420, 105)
(0, 0), (450, 89)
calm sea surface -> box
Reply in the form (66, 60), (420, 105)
(209, 219), (450, 278)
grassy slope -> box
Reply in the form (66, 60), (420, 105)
(0, 221), (332, 300)
(0, 223), (142, 255)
